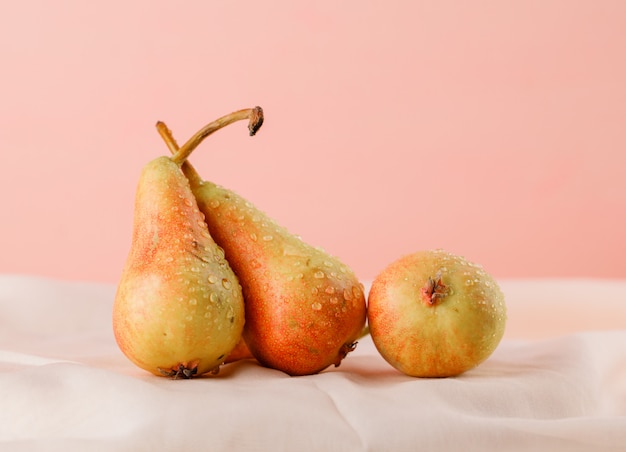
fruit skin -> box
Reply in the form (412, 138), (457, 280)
(113, 156), (245, 377)
(367, 249), (506, 377)
(189, 179), (367, 376)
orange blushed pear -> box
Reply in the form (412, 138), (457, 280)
(368, 249), (506, 377)
(111, 110), (261, 378)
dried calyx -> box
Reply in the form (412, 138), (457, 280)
(420, 271), (449, 306)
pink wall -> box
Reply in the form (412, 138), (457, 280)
(1, 1), (625, 283)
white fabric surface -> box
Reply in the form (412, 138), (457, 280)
(0, 274), (625, 451)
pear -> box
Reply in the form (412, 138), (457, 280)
(368, 249), (506, 377)
(112, 131), (247, 378)
(156, 110), (367, 376)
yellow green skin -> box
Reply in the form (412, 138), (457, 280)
(113, 157), (245, 377)
(367, 249), (506, 377)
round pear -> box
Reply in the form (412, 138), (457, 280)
(367, 249), (506, 377)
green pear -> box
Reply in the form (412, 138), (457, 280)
(156, 110), (367, 376)
(113, 137), (245, 378)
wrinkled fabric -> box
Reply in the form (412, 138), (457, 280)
(0, 275), (625, 452)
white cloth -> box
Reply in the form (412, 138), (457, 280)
(1, 275), (625, 451)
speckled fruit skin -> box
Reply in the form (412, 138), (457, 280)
(367, 249), (506, 377)
(113, 157), (245, 377)
(189, 180), (367, 376)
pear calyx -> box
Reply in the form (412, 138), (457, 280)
(420, 271), (449, 306)
(157, 362), (199, 379)
(333, 341), (359, 367)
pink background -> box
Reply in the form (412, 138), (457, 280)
(1, 1), (625, 284)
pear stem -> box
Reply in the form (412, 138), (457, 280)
(155, 121), (180, 155)
(156, 121), (204, 187)
(167, 107), (263, 166)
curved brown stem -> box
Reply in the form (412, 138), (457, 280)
(167, 106), (263, 166)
